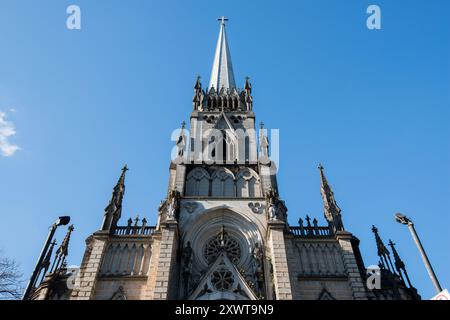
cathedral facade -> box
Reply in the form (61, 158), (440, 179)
(30, 19), (419, 301)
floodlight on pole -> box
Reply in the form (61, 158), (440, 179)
(394, 212), (442, 293)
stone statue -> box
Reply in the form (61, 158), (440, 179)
(182, 241), (193, 272)
(265, 190), (279, 221)
(182, 241), (193, 298)
(268, 202), (278, 220)
(252, 243), (264, 296)
(166, 189), (180, 221)
(176, 122), (186, 157)
(259, 122), (269, 157)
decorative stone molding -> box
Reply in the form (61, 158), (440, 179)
(248, 202), (264, 214)
(183, 202), (198, 214)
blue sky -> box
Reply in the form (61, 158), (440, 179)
(0, 0), (449, 299)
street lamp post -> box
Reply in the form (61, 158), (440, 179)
(22, 216), (71, 300)
(395, 213), (442, 293)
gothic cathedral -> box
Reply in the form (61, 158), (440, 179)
(30, 19), (419, 301)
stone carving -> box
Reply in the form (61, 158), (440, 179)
(110, 286), (127, 300)
(183, 202), (198, 214)
(182, 241), (193, 298)
(252, 243), (264, 295)
(248, 202), (264, 214)
(259, 122), (269, 158)
(193, 76), (204, 110)
(265, 189), (287, 221)
(176, 122), (186, 157)
(165, 189), (180, 221)
(244, 77), (253, 111)
(265, 190), (279, 221)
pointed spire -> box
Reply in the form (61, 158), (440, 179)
(51, 225), (74, 273)
(318, 164), (344, 232)
(371, 225), (396, 273)
(388, 239), (414, 288)
(209, 17), (236, 91)
(101, 165), (128, 231)
(193, 76), (204, 110)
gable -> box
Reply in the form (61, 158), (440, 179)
(189, 252), (258, 300)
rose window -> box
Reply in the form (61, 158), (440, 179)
(204, 233), (241, 265)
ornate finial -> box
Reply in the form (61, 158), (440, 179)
(218, 16), (229, 25)
(55, 224), (74, 262)
(306, 215), (311, 225)
(181, 121), (186, 130)
(388, 239), (414, 288)
(194, 76), (201, 89)
(319, 164), (344, 233)
(372, 225), (392, 262)
(134, 215), (140, 226)
(260, 122), (264, 129)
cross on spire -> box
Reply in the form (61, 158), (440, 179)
(218, 16), (228, 25)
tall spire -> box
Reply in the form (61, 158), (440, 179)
(371, 225), (396, 273)
(318, 164), (344, 233)
(209, 17), (236, 91)
(388, 239), (414, 288)
(101, 165), (128, 232)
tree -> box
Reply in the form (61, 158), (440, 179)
(0, 251), (23, 300)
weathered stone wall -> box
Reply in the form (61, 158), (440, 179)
(94, 278), (148, 300)
(71, 233), (108, 300)
(285, 233), (369, 300)
(267, 222), (293, 300)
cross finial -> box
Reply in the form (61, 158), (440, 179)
(218, 16), (228, 25)
(181, 121), (186, 129)
(122, 165), (129, 173)
(318, 163), (324, 171)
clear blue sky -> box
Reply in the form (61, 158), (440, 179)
(0, 0), (449, 299)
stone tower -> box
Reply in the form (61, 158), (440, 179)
(29, 18), (419, 301)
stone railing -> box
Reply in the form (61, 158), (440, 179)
(112, 217), (156, 236)
(289, 215), (332, 237)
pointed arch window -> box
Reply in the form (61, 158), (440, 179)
(211, 168), (235, 197)
(186, 168), (210, 196)
(236, 169), (261, 197)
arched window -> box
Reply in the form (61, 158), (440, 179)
(211, 168), (235, 197)
(186, 168), (210, 196)
(236, 169), (261, 197)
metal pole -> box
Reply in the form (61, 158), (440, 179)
(407, 222), (442, 293)
(22, 223), (57, 300)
